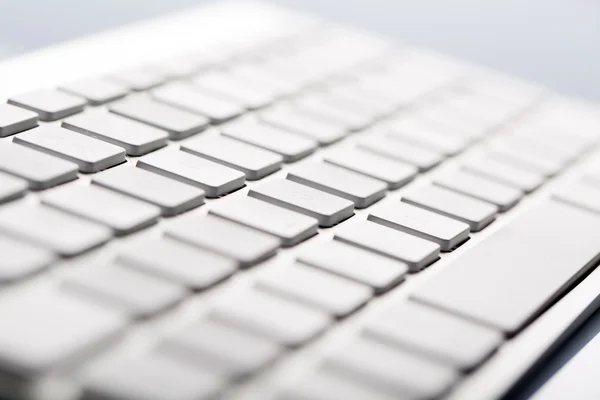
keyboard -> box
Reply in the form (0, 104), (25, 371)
(0, 1), (600, 399)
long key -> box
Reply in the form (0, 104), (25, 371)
(249, 179), (354, 227)
(553, 182), (600, 215)
(8, 89), (86, 121)
(0, 172), (27, 204)
(136, 149), (245, 198)
(0, 104), (38, 137)
(412, 199), (600, 333)
(59, 78), (128, 105)
(14, 126), (126, 173)
(461, 158), (545, 193)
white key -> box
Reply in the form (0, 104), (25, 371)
(192, 71), (273, 109)
(386, 117), (471, 155)
(181, 134), (283, 180)
(287, 163), (387, 209)
(14, 126), (126, 173)
(210, 196), (318, 247)
(293, 93), (371, 131)
(62, 112), (168, 156)
(488, 146), (563, 177)
(0, 142), (78, 190)
(93, 166), (205, 216)
(0, 172), (27, 204)
(42, 184), (161, 236)
(166, 215), (280, 268)
(221, 120), (317, 162)
(249, 179), (354, 227)
(462, 158), (545, 193)
(0, 104), (38, 137)
(256, 264), (372, 317)
(553, 182), (600, 215)
(107, 68), (164, 91)
(402, 185), (498, 232)
(8, 89), (86, 121)
(324, 148), (417, 189)
(59, 78), (128, 105)
(335, 220), (440, 271)
(359, 136), (444, 171)
(0, 235), (55, 283)
(368, 202), (470, 251)
(136, 149), (245, 198)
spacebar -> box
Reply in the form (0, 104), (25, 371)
(412, 199), (600, 335)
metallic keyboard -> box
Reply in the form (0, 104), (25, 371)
(0, 1), (600, 399)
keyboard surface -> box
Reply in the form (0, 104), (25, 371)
(1, 1), (600, 399)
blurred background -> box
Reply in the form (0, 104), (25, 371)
(0, 0), (598, 100)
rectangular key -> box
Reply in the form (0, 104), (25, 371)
(0, 172), (27, 204)
(402, 185), (497, 232)
(413, 199), (600, 333)
(325, 337), (458, 399)
(434, 170), (523, 212)
(14, 126), (126, 173)
(152, 82), (244, 123)
(161, 319), (280, 379)
(210, 197), (318, 247)
(256, 264), (372, 318)
(298, 241), (408, 293)
(364, 301), (502, 370)
(93, 166), (204, 216)
(249, 179), (354, 227)
(62, 264), (186, 318)
(181, 135), (283, 180)
(62, 112), (168, 156)
(324, 148), (417, 190)
(386, 117), (471, 155)
(489, 145), (563, 177)
(221, 120), (318, 162)
(553, 182), (600, 215)
(8, 90), (86, 121)
(0, 235), (55, 283)
(42, 184), (161, 236)
(335, 220), (440, 271)
(0, 104), (38, 137)
(166, 215), (280, 268)
(107, 68), (164, 91)
(287, 163), (387, 209)
(210, 289), (331, 347)
(59, 78), (128, 105)
(259, 106), (347, 145)
(293, 94), (372, 132)
(192, 72), (273, 110)
(368, 202), (470, 251)
(0, 289), (125, 376)
(118, 239), (236, 290)
(0, 142), (78, 189)
(358, 136), (444, 171)
(136, 149), (245, 198)
(0, 203), (111, 256)
(110, 97), (209, 140)
(462, 158), (545, 193)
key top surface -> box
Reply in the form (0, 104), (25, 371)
(221, 120), (318, 162)
(434, 170), (523, 212)
(293, 93), (371, 132)
(62, 111), (169, 156)
(137, 149), (245, 198)
(413, 200), (600, 333)
(287, 163), (387, 209)
(108, 69), (164, 91)
(324, 148), (417, 189)
(0, 203), (111, 256)
(364, 301), (502, 370)
(553, 182), (600, 215)
(42, 184), (161, 236)
(368, 202), (470, 251)
(210, 289), (331, 347)
(181, 134), (283, 180)
(110, 97), (209, 140)
(162, 319), (280, 378)
(0, 172), (27, 204)
(192, 71), (273, 110)
(359, 135), (444, 171)
(402, 185), (498, 232)
(152, 82), (244, 123)
(298, 241), (408, 293)
(166, 215), (280, 268)
(489, 146), (562, 177)
(14, 126), (126, 173)
(0, 104), (38, 137)
(386, 117), (471, 155)
(93, 166), (205, 216)
(461, 158), (545, 193)
(335, 220), (440, 271)
(8, 90), (86, 121)
(249, 179), (354, 227)
(210, 196), (318, 247)
(83, 352), (225, 400)
(62, 264), (187, 318)
(325, 337), (459, 399)
(0, 289), (125, 375)
(59, 78), (128, 105)
(117, 239), (236, 290)
(0, 235), (55, 283)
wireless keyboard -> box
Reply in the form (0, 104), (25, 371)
(1, 1), (600, 399)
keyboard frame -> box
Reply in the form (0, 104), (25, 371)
(1, 1), (600, 399)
